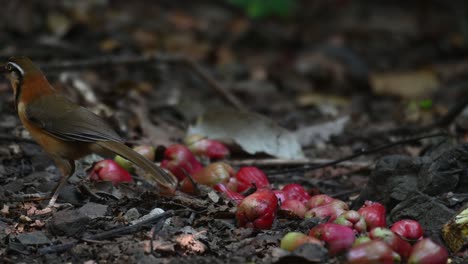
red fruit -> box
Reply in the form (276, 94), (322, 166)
(369, 227), (412, 260)
(391, 219), (423, 242)
(334, 210), (367, 233)
(408, 238), (448, 264)
(306, 194), (335, 209)
(280, 199), (307, 218)
(161, 144), (203, 180)
(309, 223), (355, 255)
(347, 240), (401, 264)
(358, 201), (386, 230)
(185, 134), (230, 159)
(236, 188), (278, 229)
(213, 183), (244, 204)
(235, 167), (270, 192)
(180, 162), (234, 194)
(280, 232), (323, 252)
(305, 200), (348, 222)
(89, 159), (133, 184)
(282, 184), (311, 205)
(273, 190), (286, 203)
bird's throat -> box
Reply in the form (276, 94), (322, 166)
(18, 74), (55, 105)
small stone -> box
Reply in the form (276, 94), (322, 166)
(49, 209), (90, 236)
(78, 202), (108, 219)
(124, 208), (141, 222)
(16, 231), (51, 246)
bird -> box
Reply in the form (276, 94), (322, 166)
(1, 57), (177, 207)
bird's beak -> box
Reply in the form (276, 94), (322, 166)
(0, 64), (6, 74)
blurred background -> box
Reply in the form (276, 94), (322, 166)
(1, 0), (468, 146)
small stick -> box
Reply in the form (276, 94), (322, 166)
(40, 53), (247, 111)
(38, 210), (175, 255)
(267, 132), (446, 175)
(228, 158), (371, 168)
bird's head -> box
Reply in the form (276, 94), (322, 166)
(1, 57), (43, 107)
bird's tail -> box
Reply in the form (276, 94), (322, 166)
(97, 141), (177, 190)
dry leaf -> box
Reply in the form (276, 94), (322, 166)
(188, 110), (304, 159)
(370, 70), (439, 99)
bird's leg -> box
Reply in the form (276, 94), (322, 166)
(48, 159), (75, 207)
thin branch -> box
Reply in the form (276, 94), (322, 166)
(228, 158), (371, 168)
(38, 210), (175, 255)
(267, 132), (447, 175)
(39, 53), (247, 111)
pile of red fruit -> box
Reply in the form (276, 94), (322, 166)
(88, 136), (449, 264)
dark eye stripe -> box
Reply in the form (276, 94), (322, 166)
(7, 62), (24, 76)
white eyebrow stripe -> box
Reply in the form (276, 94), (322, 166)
(8, 62), (24, 76)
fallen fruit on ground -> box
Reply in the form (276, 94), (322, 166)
(161, 144), (203, 180)
(408, 238), (448, 264)
(180, 162), (234, 193)
(282, 183), (311, 205)
(334, 210), (367, 233)
(236, 188), (278, 229)
(309, 223), (355, 255)
(89, 159), (133, 184)
(391, 219), (423, 242)
(358, 201), (387, 230)
(347, 240), (401, 264)
(235, 166), (270, 192)
(213, 183), (244, 204)
(305, 199), (348, 222)
(184, 134), (230, 159)
(280, 199), (307, 218)
(280, 232), (323, 252)
(369, 227), (412, 260)
(306, 194), (335, 209)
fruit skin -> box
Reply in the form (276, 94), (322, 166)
(213, 183), (244, 204)
(369, 227), (412, 260)
(282, 184), (311, 205)
(273, 190), (286, 203)
(235, 166), (270, 192)
(334, 210), (367, 233)
(305, 200), (348, 222)
(309, 223), (355, 255)
(280, 232), (323, 252)
(236, 188), (278, 230)
(180, 162), (235, 194)
(408, 238), (448, 264)
(307, 194), (335, 209)
(89, 159), (133, 184)
(160, 144), (203, 180)
(353, 236), (372, 246)
(347, 240), (401, 264)
(280, 199), (307, 218)
(114, 145), (156, 172)
(184, 134), (230, 159)
(358, 201), (387, 230)
(226, 176), (239, 192)
(391, 219), (423, 242)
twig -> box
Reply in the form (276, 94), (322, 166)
(183, 59), (247, 111)
(39, 53), (247, 111)
(38, 210), (175, 255)
(228, 158), (371, 168)
(267, 132), (447, 175)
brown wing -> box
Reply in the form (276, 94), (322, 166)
(25, 94), (122, 143)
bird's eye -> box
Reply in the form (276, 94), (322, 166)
(6, 64), (12, 71)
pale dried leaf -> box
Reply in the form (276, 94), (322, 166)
(188, 110), (304, 159)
